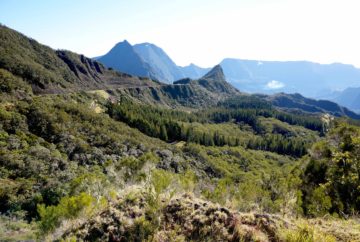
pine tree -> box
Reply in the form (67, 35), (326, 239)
(160, 125), (168, 141)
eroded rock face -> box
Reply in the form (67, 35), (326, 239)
(61, 193), (282, 242)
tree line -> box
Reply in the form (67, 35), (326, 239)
(106, 98), (318, 157)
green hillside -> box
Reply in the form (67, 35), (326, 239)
(0, 25), (360, 241)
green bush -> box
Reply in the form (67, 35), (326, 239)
(281, 222), (336, 242)
(302, 122), (360, 216)
(37, 193), (95, 234)
(307, 186), (332, 217)
(0, 68), (31, 93)
(151, 169), (173, 195)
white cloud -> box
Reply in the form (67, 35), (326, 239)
(266, 80), (285, 89)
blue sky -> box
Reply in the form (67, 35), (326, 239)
(1, 0), (360, 67)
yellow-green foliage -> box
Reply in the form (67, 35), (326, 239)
(307, 218), (360, 241)
(306, 186), (332, 217)
(151, 169), (173, 195)
(281, 222), (336, 242)
(259, 117), (319, 139)
(180, 121), (253, 145)
(185, 142), (305, 214)
(178, 169), (197, 192)
(0, 215), (37, 241)
(116, 152), (159, 182)
(69, 168), (108, 196)
(185, 142), (301, 211)
(0, 68), (31, 94)
(37, 193), (95, 234)
(2, 66), (359, 242)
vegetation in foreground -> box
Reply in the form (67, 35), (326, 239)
(1, 84), (359, 241)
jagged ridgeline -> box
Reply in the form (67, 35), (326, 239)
(1, 24), (360, 241)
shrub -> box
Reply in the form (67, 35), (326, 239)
(151, 169), (173, 195)
(37, 193), (95, 234)
(281, 222), (336, 242)
(307, 186), (332, 217)
(178, 169), (197, 192)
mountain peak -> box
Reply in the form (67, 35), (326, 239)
(98, 40), (153, 78)
(114, 40), (132, 48)
(195, 65), (239, 95)
(201, 65), (226, 82)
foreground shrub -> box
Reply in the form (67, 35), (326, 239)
(37, 193), (95, 234)
(281, 222), (336, 242)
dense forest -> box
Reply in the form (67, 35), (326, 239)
(107, 96), (322, 157)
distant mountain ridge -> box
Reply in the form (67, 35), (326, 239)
(1, 24), (359, 119)
(97, 41), (209, 83)
(261, 93), (360, 119)
(330, 87), (360, 113)
(181, 63), (210, 79)
(220, 58), (360, 98)
(97, 41), (360, 111)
